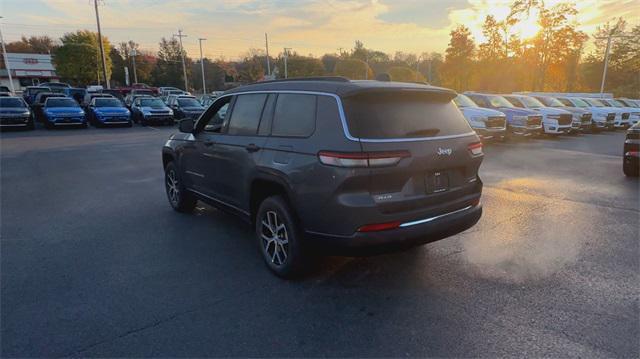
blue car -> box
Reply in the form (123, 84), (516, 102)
(42, 97), (87, 129)
(465, 92), (543, 138)
(130, 96), (174, 126)
(87, 97), (132, 127)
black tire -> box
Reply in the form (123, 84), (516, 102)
(255, 196), (309, 278)
(164, 161), (197, 213)
(623, 162), (639, 177)
(126, 120), (133, 127)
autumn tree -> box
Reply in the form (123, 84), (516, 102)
(152, 37), (191, 89)
(334, 58), (373, 79)
(388, 66), (425, 83)
(440, 25), (475, 91)
(53, 30), (112, 86)
(6, 35), (57, 54)
(274, 54), (324, 78)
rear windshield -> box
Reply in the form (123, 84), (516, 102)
(178, 98), (201, 107)
(46, 98), (79, 108)
(343, 92), (471, 139)
(0, 98), (26, 107)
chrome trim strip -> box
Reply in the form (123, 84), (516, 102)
(103, 121), (130, 124)
(399, 205), (473, 228)
(0, 123), (28, 127)
(54, 122), (83, 126)
(186, 188), (250, 215)
(209, 90), (477, 143)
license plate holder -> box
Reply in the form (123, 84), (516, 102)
(427, 170), (450, 193)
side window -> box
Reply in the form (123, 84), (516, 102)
(272, 94), (317, 137)
(258, 94), (276, 136)
(227, 94), (267, 136)
(201, 96), (232, 133)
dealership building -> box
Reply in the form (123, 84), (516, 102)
(0, 53), (59, 91)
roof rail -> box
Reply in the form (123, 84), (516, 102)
(255, 76), (350, 84)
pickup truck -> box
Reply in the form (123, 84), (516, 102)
(503, 94), (573, 135)
(453, 94), (507, 141)
(465, 92), (543, 138)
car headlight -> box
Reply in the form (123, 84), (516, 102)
(168, 109), (174, 116)
(512, 115), (527, 123)
(143, 111), (152, 117)
(547, 114), (560, 119)
(469, 116), (487, 127)
(22, 111), (30, 116)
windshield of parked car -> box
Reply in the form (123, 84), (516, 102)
(517, 96), (545, 108)
(29, 88), (50, 96)
(140, 98), (165, 107)
(46, 98), (80, 108)
(619, 100), (639, 108)
(583, 98), (605, 107)
(453, 94), (478, 108)
(178, 98), (201, 107)
(94, 98), (123, 107)
(540, 97), (565, 107)
(0, 98), (26, 107)
(607, 99), (625, 107)
(344, 92), (471, 139)
(487, 95), (515, 108)
(561, 98), (588, 108)
(0, 97), (26, 107)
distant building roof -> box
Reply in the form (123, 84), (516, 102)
(1, 53), (57, 78)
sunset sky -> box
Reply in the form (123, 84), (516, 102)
(1, 0), (638, 60)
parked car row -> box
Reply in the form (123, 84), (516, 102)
(454, 92), (640, 141)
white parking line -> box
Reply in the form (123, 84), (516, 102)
(147, 126), (160, 131)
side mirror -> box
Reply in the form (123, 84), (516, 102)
(179, 118), (194, 133)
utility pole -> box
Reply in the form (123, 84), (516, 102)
(283, 47), (291, 79)
(596, 28), (633, 95)
(198, 38), (206, 94)
(93, 0), (110, 89)
(130, 48), (138, 84)
(0, 17), (15, 93)
(415, 55), (421, 82)
(265, 33), (271, 76)
(173, 29), (188, 91)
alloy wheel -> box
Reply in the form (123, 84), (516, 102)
(166, 170), (179, 205)
(260, 210), (289, 266)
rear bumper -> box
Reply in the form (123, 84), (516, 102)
(305, 203), (482, 254)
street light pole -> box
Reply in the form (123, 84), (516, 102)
(173, 29), (188, 91)
(130, 48), (138, 84)
(596, 29), (634, 96)
(283, 48), (291, 79)
(0, 17), (15, 93)
(265, 33), (271, 76)
(93, 0), (110, 89)
(198, 38), (206, 94)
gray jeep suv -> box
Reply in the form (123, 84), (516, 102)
(162, 77), (484, 277)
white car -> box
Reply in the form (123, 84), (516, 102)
(600, 98), (639, 126)
(503, 94), (573, 135)
(453, 94), (507, 141)
(533, 95), (592, 133)
(582, 98), (629, 128)
(554, 97), (614, 130)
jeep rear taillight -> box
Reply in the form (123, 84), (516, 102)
(318, 150), (410, 168)
(468, 142), (483, 157)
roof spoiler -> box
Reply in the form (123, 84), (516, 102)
(341, 86), (457, 101)
(256, 76), (350, 84)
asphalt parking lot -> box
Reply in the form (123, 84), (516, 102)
(1, 126), (638, 357)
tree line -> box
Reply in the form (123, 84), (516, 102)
(1, 0), (637, 97)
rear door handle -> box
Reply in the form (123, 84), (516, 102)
(245, 143), (260, 153)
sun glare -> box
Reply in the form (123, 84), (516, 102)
(512, 10), (541, 40)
